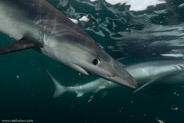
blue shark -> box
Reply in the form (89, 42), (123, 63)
(44, 60), (184, 98)
(0, 0), (137, 88)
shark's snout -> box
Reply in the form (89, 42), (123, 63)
(107, 74), (138, 88)
(104, 61), (138, 88)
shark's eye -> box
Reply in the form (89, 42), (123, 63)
(92, 58), (100, 65)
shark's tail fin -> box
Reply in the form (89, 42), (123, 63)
(49, 74), (68, 98)
(41, 64), (68, 98)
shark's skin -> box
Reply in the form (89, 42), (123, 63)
(0, 0), (137, 88)
(46, 60), (184, 98)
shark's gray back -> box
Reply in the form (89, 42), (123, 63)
(0, 0), (87, 36)
(0, 0), (107, 59)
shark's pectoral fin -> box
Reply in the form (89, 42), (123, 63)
(94, 85), (106, 94)
(133, 70), (184, 94)
(0, 38), (43, 55)
(70, 63), (90, 75)
(75, 91), (84, 97)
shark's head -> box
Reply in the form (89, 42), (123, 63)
(70, 47), (137, 88)
(79, 55), (138, 88)
(44, 28), (137, 88)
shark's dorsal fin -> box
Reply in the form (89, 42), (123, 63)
(0, 38), (43, 55)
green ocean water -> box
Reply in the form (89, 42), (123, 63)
(0, 0), (184, 123)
